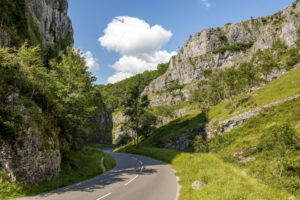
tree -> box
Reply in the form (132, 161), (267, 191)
(122, 82), (154, 147)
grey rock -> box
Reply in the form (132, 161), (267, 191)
(192, 180), (205, 190)
(206, 93), (300, 137)
(143, 2), (300, 99)
(0, 95), (60, 185)
(87, 106), (113, 144)
(26, 0), (74, 51)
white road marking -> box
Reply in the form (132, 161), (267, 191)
(124, 175), (139, 186)
(75, 182), (81, 186)
(140, 166), (144, 172)
(96, 192), (112, 200)
(131, 157), (138, 160)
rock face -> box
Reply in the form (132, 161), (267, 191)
(26, 0), (74, 51)
(143, 2), (300, 97)
(87, 106), (113, 144)
(0, 0), (73, 55)
(0, 94), (61, 185)
(0, 0), (73, 185)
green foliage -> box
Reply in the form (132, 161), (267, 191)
(193, 135), (209, 153)
(0, 146), (116, 199)
(215, 28), (228, 44)
(117, 133), (132, 146)
(0, 44), (104, 149)
(122, 83), (156, 146)
(0, 0), (30, 47)
(167, 81), (184, 92)
(213, 41), (254, 54)
(99, 62), (169, 112)
(142, 112), (207, 147)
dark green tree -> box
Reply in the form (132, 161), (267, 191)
(122, 82), (153, 147)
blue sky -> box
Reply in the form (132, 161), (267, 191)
(68, 0), (295, 85)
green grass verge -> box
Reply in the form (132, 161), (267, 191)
(0, 145), (116, 200)
(116, 146), (296, 200)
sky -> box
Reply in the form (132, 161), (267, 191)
(68, 0), (295, 85)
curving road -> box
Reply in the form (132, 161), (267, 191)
(15, 148), (178, 200)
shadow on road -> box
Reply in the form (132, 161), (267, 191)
(36, 150), (160, 198)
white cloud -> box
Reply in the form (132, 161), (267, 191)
(99, 16), (173, 56)
(83, 51), (100, 72)
(108, 72), (134, 84)
(201, 0), (211, 8)
(98, 16), (176, 83)
(112, 50), (176, 74)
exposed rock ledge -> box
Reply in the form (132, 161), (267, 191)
(205, 94), (300, 137)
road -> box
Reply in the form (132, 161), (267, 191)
(15, 148), (178, 200)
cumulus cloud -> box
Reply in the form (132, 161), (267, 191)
(83, 51), (100, 72)
(201, 0), (211, 8)
(99, 16), (173, 56)
(107, 72), (134, 84)
(99, 16), (176, 83)
(112, 51), (176, 74)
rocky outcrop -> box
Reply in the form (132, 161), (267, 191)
(112, 112), (132, 144)
(143, 2), (300, 96)
(0, 0), (73, 55)
(87, 106), (113, 144)
(205, 94), (300, 137)
(26, 0), (73, 52)
(0, 94), (60, 185)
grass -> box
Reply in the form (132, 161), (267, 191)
(0, 145), (116, 200)
(207, 98), (300, 196)
(116, 146), (296, 200)
(208, 65), (300, 121)
(119, 65), (300, 199)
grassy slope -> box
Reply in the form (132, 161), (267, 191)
(0, 145), (116, 200)
(143, 65), (300, 148)
(116, 65), (300, 199)
(209, 98), (300, 196)
(208, 64), (300, 121)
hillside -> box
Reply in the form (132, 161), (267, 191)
(114, 1), (300, 199)
(106, 0), (300, 145)
(118, 62), (300, 200)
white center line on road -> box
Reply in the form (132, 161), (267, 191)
(124, 175), (139, 186)
(96, 192), (112, 200)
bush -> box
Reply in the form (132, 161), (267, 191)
(193, 135), (209, 153)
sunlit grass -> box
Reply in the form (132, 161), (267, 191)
(117, 146), (295, 200)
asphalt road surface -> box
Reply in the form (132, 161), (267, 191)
(15, 148), (178, 200)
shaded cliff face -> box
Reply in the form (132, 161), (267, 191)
(143, 1), (300, 95)
(87, 107), (113, 144)
(0, 94), (61, 185)
(0, 0), (73, 55)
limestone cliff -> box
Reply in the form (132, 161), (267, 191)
(143, 1), (300, 103)
(0, 0), (73, 57)
(87, 106), (113, 144)
(0, 94), (61, 185)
